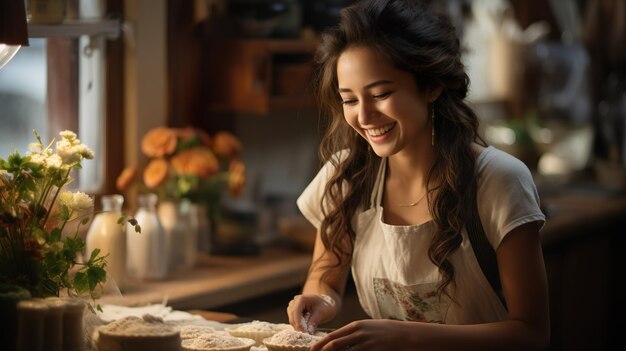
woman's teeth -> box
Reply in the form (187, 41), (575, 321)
(367, 123), (395, 137)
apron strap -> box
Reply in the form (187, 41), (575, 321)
(370, 157), (387, 209)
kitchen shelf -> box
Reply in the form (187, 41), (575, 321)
(205, 39), (318, 115)
(27, 18), (121, 40)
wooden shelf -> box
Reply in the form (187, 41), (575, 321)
(206, 39), (318, 115)
(28, 18), (121, 40)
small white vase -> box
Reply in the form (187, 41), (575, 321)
(126, 193), (168, 280)
(85, 194), (127, 290)
(158, 199), (198, 271)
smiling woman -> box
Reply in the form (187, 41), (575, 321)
(287, 1), (550, 350)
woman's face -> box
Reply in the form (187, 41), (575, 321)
(337, 46), (434, 158)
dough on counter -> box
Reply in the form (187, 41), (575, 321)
(224, 320), (293, 345)
(181, 332), (255, 351)
(179, 325), (217, 340)
(96, 314), (182, 351)
(262, 329), (325, 351)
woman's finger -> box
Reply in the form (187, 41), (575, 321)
(311, 322), (359, 351)
(287, 295), (306, 331)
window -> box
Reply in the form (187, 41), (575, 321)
(0, 10), (122, 195)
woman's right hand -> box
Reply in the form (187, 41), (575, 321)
(287, 294), (338, 334)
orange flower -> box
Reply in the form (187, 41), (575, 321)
(228, 159), (246, 197)
(213, 131), (243, 159)
(141, 127), (177, 158)
(143, 158), (169, 188)
(170, 148), (219, 178)
(175, 127), (197, 140)
(175, 127), (212, 148)
(116, 166), (138, 192)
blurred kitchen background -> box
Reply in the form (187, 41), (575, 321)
(0, 1), (624, 350)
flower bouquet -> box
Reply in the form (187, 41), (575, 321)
(0, 130), (138, 304)
(117, 126), (246, 219)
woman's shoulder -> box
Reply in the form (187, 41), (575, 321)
(476, 145), (533, 179)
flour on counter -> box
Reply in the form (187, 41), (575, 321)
(267, 329), (324, 347)
(181, 332), (255, 350)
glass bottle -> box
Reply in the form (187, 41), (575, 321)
(158, 198), (198, 271)
(126, 193), (168, 280)
(86, 194), (127, 290)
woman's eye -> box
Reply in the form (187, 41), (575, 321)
(341, 99), (357, 106)
(373, 92), (391, 100)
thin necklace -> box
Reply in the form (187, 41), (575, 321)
(397, 191), (428, 207)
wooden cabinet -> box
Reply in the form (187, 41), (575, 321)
(206, 39), (317, 115)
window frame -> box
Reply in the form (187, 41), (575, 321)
(34, 0), (125, 200)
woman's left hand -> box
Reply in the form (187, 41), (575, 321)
(310, 319), (411, 351)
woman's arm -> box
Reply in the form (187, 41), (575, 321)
(288, 229), (352, 331)
(310, 221), (550, 351)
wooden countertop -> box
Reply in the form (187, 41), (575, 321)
(100, 245), (311, 310)
(539, 186), (626, 248)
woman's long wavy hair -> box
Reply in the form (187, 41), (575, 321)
(313, 0), (485, 299)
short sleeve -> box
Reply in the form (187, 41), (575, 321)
(296, 150), (349, 229)
(476, 147), (546, 250)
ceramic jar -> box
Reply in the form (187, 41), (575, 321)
(86, 194), (127, 290)
(126, 193), (168, 280)
(16, 299), (48, 351)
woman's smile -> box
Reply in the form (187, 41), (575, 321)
(365, 122), (396, 137)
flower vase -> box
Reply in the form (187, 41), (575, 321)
(158, 199), (198, 271)
(126, 194), (168, 280)
(85, 194), (127, 290)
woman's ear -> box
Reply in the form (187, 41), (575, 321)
(428, 86), (444, 102)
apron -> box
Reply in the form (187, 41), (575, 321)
(350, 158), (508, 324)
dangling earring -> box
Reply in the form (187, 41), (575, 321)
(431, 103), (435, 146)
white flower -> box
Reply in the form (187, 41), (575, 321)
(45, 154), (63, 170)
(72, 192), (93, 211)
(28, 150), (64, 170)
(77, 144), (95, 159)
(28, 142), (43, 152)
(59, 191), (74, 208)
(60, 130), (78, 143)
(59, 191), (93, 211)
(56, 138), (95, 164)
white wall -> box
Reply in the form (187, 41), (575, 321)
(123, 0), (168, 169)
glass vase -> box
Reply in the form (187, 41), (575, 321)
(126, 193), (168, 280)
(158, 199), (197, 271)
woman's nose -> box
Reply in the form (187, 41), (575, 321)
(358, 100), (376, 125)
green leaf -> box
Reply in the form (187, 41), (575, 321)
(56, 205), (71, 222)
(63, 236), (84, 255)
(73, 271), (89, 293)
(83, 264), (107, 291)
(89, 248), (101, 262)
(135, 224), (142, 233)
(49, 228), (62, 242)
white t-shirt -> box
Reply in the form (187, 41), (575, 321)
(297, 146), (545, 324)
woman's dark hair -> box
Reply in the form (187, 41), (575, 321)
(313, 0), (485, 299)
